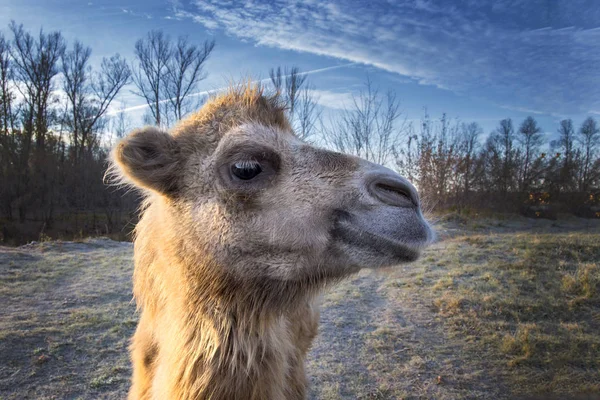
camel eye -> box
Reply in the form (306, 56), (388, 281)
(231, 161), (262, 180)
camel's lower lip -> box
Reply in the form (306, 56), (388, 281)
(332, 218), (422, 262)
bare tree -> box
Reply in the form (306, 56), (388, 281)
(0, 33), (15, 136)
(269, 66), (283, 94)
(132, 31), (215, 127)
(517, 116), (544, 191)
(485, 118), (518, 195)
(0, 32), (16, 219)
(269, 66), (307, 120)
(295, 84), (321, 141)
(458, 122), (482, 196)
(394, 111), (460, 207)
(59, 39), (131, 220)
(324, 78), (402, 165)
(578, 117), (600, 191)
(268, 66), (322, 141)
(9, 21), (65, 150)
(164, 36), (214, 121)
(61, 40), (91, 158)
(555, 119), (577, 191)
(558, 119), (575, 165)
(393, 124), (418, 183)
(9, 21), (65, 221)
(90, 55), (131, 139)
(62, 42), (130, 161)
(132, 30), (171, 127)
(421, 113), (460, 202)
(109, 107), (131, 144)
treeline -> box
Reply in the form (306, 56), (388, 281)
(395, 114), (600, 215)
(0, 22), (214, 244)
(0, 22), (598, 244)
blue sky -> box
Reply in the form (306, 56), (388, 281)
(1, 0), (599, 137)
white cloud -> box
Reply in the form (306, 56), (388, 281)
(121, 7), (152, 20)
(310, 90), (354, 110)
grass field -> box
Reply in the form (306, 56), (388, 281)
(0, 216), (599, 399)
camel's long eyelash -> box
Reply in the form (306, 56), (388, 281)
(234, 160), (260, 169)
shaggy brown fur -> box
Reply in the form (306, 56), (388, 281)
(112, 84), (433, 400)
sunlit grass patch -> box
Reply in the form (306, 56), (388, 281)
(399, 230), (600, 397)
(89, 365), (129, 389)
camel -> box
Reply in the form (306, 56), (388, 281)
(111, 85), (434, 400)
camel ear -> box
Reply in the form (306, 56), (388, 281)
(111, 127), (182, 195)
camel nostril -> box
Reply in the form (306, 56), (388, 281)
(368, 177), (419, 208)
(376, 183), (411, 201)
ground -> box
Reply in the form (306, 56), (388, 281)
(0, 216), (599, 399)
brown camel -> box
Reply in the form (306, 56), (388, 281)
(111, 85), (434, 400)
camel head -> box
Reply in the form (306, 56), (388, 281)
(112, 86), (434, 286)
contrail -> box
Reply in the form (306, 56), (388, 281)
(106, 63), (355, 116)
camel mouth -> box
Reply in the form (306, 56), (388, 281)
(332, 210), (428, 263)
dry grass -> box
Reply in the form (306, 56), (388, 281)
(0, 239), (135, 399)
(309, 217), (600, 399)
(1, 217), (599, 399)
(421, 230), (600, 396)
